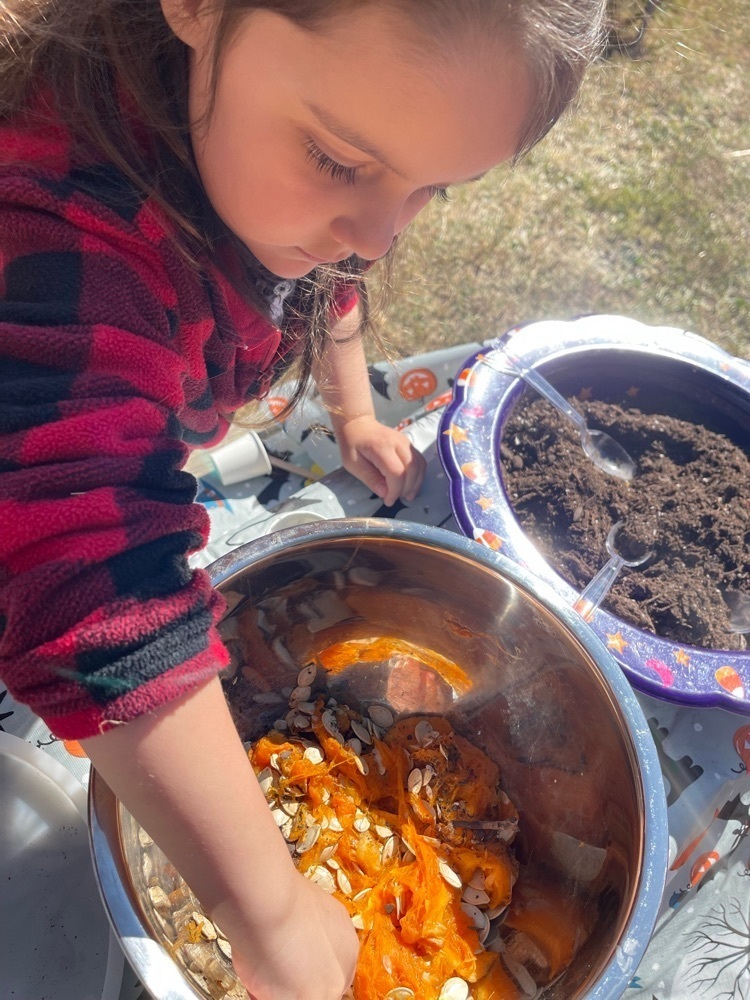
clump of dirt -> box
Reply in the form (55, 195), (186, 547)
(501, 396), (750, 650)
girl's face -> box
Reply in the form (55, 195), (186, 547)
(168, 5), (532, 279)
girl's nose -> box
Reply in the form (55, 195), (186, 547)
(330, 191), (430, 262)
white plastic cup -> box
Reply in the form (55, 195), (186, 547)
(209, 431), (272, 486)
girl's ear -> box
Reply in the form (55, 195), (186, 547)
(160, 0), (214, 49)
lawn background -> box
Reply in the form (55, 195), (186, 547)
(374, 0), (749, 364)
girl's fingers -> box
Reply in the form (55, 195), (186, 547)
(401, 447), (426, 501)
(355, 445), (403, 505)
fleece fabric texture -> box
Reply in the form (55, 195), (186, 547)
(0, 109), (358, 738)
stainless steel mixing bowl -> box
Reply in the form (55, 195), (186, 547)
(89, 518), (668, 1000)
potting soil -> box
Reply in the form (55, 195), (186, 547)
(501, 396), (750, 650)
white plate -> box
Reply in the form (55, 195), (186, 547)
(0, 731), (124, 1000)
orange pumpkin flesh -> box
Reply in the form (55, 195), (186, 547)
(250, 702), (584, 999)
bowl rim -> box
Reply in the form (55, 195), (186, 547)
(437, 313), (750, 714)
(89, 517), (668, 1000)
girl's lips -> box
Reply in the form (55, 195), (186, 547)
(296, 247), (331, 264)
(297, 247), (351, 265)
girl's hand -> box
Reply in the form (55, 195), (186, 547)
(227, 870), (359, 1000)
(335, 415), (426, 506)
(82, 681), (357, 1000)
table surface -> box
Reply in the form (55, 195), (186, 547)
(3, 339), (749, 1000)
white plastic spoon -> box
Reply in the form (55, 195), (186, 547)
(573, 522), (652, 622)
(724, 591), (750, 634)
(484, 349), (637, 481)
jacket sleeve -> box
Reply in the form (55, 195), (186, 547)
(0, 184), (230, 739)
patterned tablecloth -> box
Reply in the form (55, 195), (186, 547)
(2, 341), (749, 1000)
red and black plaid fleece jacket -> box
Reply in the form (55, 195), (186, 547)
(0, 113), (358, 739)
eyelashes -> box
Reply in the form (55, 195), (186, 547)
(305, 138), (358, 185)
(428, 186), (451, 203)
(305, 138), (451, 202)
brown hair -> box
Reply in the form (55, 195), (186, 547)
(0, 0), (606, 414)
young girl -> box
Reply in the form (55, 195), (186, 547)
(0, 1), (606, 997)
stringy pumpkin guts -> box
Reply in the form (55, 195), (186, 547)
(246, 658), (587, 999)
(157, 653), (589, 999)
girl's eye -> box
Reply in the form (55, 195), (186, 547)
(305, 138), (451, 203)
(305, 139), (358, 186)
(427, 186), (451, 203)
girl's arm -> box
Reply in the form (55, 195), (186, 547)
(81, 676), (358, 1000)
(314, 305), (426, 506)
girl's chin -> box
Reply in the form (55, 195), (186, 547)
(250, 248), (323, 279)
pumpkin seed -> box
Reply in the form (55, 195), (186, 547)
(462, 885), (491, 907)
(368, 704), (395, 729)
(270, 807), (288, 827)
(148, 885), (170, 912)
(407, 768), (423, 794)
(257, 767), (275, 796)
(350, 719), (373, 744)
(468, 870), (486, 890)
(381, 835), (399, 864)
(280, 817), (294, 840)
(142, 853), (153, 882)
(191, 912), (218, 941)
(296, 824), (321, 853)
(336, 869), (353, 895)
(290, 684), (312, 704)
(420, 800), (437, 822)
(502, 953), (537, 996)
(297, 663), (317, 687)
(438, 978), (470, 1000)
(303, 746), (325, 765)
(438, 860), (462, 889)
(353, 754), (369, 775)
(414, 720), (438, 745)
(460, 901), (485, 930)
(322, 709), (345, 743)
(309, 866), (336, 894)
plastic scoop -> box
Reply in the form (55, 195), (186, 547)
(573, 522), (652, 622)
(483, 349), (636, 481)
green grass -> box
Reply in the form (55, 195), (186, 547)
(374, 0), (750, 362)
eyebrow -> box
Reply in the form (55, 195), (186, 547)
(305, 101), (488, 188)
(305, 101), (406, 177)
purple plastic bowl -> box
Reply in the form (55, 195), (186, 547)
(438, 314), (750, 713)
